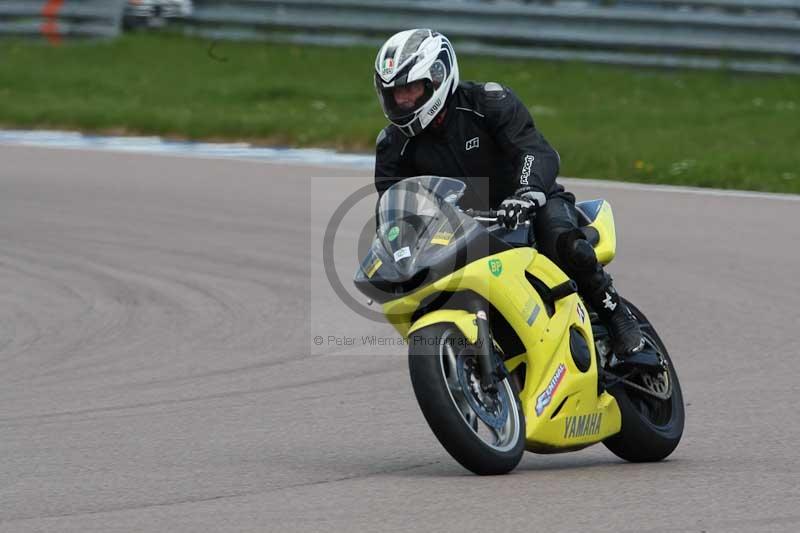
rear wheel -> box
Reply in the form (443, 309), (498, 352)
(602, 299), (685, 462)
(408, 324), (525, 475)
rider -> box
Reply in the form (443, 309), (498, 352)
(372, 28), (645, 359)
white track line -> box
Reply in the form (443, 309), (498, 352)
(1, 129), (797, 202)
(559, 178), (800, 202)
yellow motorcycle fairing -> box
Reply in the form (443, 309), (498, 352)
(388, 245), (622, 452)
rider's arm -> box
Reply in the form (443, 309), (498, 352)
(373, 126), (413, 231)
(374, 126), (411, 198)
(484, 85), (561, 195)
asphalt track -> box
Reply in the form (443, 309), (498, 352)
(1, 145), (799, 533)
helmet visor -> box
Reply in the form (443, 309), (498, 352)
(375, 77), (434, 125)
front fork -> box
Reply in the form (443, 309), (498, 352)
(469, 298), (508, 392)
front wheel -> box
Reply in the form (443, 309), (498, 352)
(602, 299), (685, 462)
(408, 324), (525, 475)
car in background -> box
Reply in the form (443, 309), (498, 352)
(123, 0), (193, 30)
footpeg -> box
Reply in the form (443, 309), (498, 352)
(611, 347), (663, 369)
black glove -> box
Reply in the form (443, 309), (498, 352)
(497, 187), (547, 229)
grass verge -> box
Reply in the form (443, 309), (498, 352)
(1, 33), (799, 193)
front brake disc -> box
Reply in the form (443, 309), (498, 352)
(456, 354), (510, 430)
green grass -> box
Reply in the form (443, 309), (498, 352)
(1, 33), (799, 192)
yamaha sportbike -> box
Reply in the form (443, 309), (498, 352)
(353, 176), (684, 475)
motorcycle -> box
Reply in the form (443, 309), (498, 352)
(353, 176), (684, 475)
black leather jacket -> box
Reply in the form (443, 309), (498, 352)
(374, 81), (563, 210)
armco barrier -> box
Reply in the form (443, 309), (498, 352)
(0, 0), (127, 42)
(183, 0), (800, 74)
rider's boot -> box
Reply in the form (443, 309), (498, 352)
(558, 233), (644, 359)
(583, 270), (645, 358)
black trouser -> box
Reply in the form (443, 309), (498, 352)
(533, 193), (579, 265)
(533, 193), (617, 315)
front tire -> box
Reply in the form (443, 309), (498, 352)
(603, 299), (685, 462)
(408, 324), (525, 475)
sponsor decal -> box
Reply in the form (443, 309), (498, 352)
(488, 258), (503, 277)
(427, 98), (442, 116)
(602, 292), (617, 311)
(576, 303), (585, 324)
(386, 226), (400, 242)
(527, 303), (541, 326)
(564, 413), (603, 439)
(430, 231), (453, 246)
(535, 363), (567, 416)
(519, 154), (535, 185)
(465, 137), (480, 151)
(364, 257), (382, 278)
(393, 246), (411, 262)
(381, 57), (395, 75)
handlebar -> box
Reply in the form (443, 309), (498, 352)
(464, 207), (538, 248)
(464, 208), (499, 219)
(464, 208), (537, 224)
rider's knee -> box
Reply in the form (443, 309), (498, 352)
(556, 229), (598, 275)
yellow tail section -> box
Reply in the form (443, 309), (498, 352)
(577, 199), (617, 265)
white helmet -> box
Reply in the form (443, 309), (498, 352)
(374, 29), (459, 137)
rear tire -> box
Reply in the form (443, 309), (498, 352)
(408, 324), (525, 475)
(603, 299), (685, 462)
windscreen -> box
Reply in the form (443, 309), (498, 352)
(377, 177), (466, 270)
